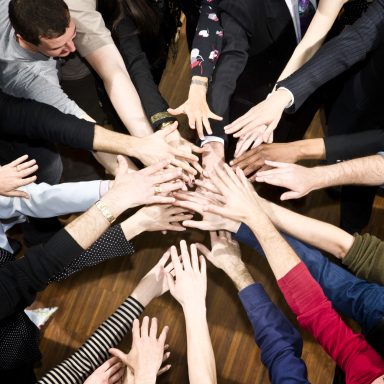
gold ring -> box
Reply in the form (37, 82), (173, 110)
(154, 185), (162, 194)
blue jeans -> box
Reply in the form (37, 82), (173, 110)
(234, 224), (384, 334)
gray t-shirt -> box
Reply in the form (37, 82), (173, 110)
(0, 0), (85, 117)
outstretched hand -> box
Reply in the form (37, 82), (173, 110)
(131, 250), (175, 307)
(166, 240), (207, 309)
(168, 79), (222, 140)
(229, 142), (300, 180)
(196, 231), (241, 273)
(224, 89), (292, 156)
(135, 123), (202, 177)
(173, 189), (240, 233)
(0, 155), (38, 198)
(199, 164), (262, 224)
(104, 156), (185, 215)
(255, 160), (320, 200)
(110, 317), (169, 382)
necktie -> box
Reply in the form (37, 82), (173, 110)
(298, 0), (316, 37)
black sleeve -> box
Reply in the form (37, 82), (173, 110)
(0, 91), (95, 149)
(324, 129), (384, 162)
(50, 224), (134, 282)
(277, 0), (384, 112)
(190, 0), (223, 78)
(0, 229), (83, 319)
(115, 17), (175, 130)
(206, 11), (250, 142)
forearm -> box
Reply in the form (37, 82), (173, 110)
(38, 296), (144, 384)
(0, 90), (95, 150)
(260, 199), (354, 259)
(184, 305), (217, 384)
(0, 181), (103, 219)
(93, 124), (142, 157)
(277, 0), (346, 81)
(86, 44), (153, 137)
(238, 283), (308, 383)
(0, 229), (82, 318)
(315, 155), (384, 187)
(292, 138), (325, 161)
(278, 1), (384, 112)
(246, 213), (301, 280)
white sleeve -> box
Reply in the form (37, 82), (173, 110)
(0, 180), (102, 219)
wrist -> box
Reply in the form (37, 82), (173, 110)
(183, 301), (207, 318)
(95, 195), (123, 221)
(120, 214), (146, 241)
(228, 263), (255, 292)
(135, 370), (157, 384)
(297, 138), (325, 160)
(274, 88), (294, 109)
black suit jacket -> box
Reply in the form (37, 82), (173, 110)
(325, 129), (384, 162)
(207, 0), (300, 140)
(278, 0), (384, 112)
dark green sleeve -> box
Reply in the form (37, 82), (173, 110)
(342, 233), (384, 285)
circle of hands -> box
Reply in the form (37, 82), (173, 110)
(2, 120), (298, 383)
(80, 145), (268, 383)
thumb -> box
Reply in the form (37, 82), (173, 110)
(109, 348), (128, 364)
(280, 191), (301, 201)
(160, 122), (178, 137)
(115, 155), (128, 177)
(167, 107), (183, 116)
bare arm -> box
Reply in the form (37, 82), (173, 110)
(278, 0), (347, 81)
(260, 199), (354, 259)
(86, 44), (153, 137)
(167, 242), (217, 384)
(256, 154), (384, 200)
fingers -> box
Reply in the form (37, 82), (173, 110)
(158, 324), (169, 345)
(195, 242), (211, 257)
(141, 316), (150, 338)
(149, 317), (158, 339)
(199, 254), (207, 276)
(170, 158), (197, 176)
(10, 154), (29, 166)
(108, 348), (128, 364)
(115, 155), (129, 177)
(170, 245), (182, 274)
(18, 165), (39, 179)
(195, 117), (205, 140)
(182, 219), (211, 231)
(167, 106), (184, 116)
(280, 190), (301, 201)
(141, 159), (171, 176)
(132, 318), (140, 341)
(208, 111), (223, 121)
(6, 189), (31, 199)
(180, 240), (191, 271)
(190, 243), (199, 270)
(158, 363), (172, 376)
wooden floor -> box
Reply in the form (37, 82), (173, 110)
(32, 23), (384, 383)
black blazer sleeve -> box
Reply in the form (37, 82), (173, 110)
(324, 129), (384, 163)
(206, 11), (250, 141)
(277, 0), (384, 112)
(0, 229), (82, 320)
(0, 91), (95, 149)
(114, 17), (175, 130)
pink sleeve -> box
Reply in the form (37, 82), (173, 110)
(277, 262), (384, 384)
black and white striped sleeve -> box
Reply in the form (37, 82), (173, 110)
(38, 296), (144, 384)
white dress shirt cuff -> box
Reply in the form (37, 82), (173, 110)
(275, 86), (295, 108)
(201, 136), (225, 147)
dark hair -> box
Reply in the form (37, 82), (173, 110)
(9, 0), (70, 45)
